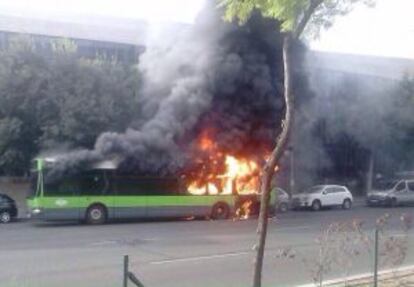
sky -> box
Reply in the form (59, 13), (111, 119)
(0, 0), (206, 23)
(311, 0), (414, 59)
(0, 0), (413, 59)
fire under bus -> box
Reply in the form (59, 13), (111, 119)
(27, 157), (279, 224)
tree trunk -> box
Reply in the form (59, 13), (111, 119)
(252, 34), (294, 287)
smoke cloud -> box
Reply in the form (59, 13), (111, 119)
(46, 4), (288, 180)
(299, 51), (406, 191)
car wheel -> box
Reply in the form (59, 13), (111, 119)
(278, 203), (289, 213)
(211, 203), (230, 220)
(311, 200), (321, 211)
(342, 199), (352, 210)
(0, 211), (11, 223)
(86, 205), (107, 225)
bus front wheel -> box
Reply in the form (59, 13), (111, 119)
(86, 204), (107, 225)
(211, 203), (230, 220)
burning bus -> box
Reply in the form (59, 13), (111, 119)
(27, 155), (278, 224)
(23, 3), (287, 225)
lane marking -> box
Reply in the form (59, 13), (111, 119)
(273, 225), (313, 231)
(90, 240), (117, 246)
(150, 251), (250, 265)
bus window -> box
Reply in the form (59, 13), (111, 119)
(78, 172), (106, 196)
(144, 178), (180, 195)
(115, 178), (148, 196)
(28, 172), (39, 198)
(115, 177), (180, 196)
(44, 178), (80, 196)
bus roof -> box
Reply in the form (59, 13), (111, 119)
(91, 158), (121, 170)
(33, 156), (122, 170)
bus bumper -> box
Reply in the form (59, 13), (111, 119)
(28, 208), (46, 220)
(29, 208), (82, 221)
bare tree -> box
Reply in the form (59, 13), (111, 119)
(220, 1), (375, 286)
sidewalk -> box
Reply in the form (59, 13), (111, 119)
(299, 265), (414, 287)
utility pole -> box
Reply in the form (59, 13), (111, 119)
(366, 153), (374, 195)
(373, 228), (379, 287)
(290, 147), (295, 194)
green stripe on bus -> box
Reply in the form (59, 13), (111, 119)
(28, 195), (235, 209)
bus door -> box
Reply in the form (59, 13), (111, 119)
(175, 180), (211, 217)
(145, 178), (180, 217)
(114, 177), (147, 219)
(43, 177), (82, 220)
(76, 171), (115, 220)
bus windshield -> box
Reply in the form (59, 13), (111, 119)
(28, 172), (39, 199)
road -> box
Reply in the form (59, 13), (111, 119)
(1, 204), (414, 287)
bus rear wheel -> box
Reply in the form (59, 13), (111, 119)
(211, 203), (230, 220)
(86, 204), (107, 225)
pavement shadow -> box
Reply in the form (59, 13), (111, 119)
(28, 216), (211, 228)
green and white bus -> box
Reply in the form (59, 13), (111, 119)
(27, 158), (238, 224)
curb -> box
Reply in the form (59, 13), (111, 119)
(297, 264), (414, 287)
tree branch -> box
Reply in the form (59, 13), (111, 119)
(293, 0), (324, 39)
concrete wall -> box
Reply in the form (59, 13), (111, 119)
(0, 177), (29, 217)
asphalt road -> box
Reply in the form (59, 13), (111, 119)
(1, 204), (414, 287)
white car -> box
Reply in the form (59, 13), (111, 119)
(291, 185), (353, 211)
(366, 179), (414, 207)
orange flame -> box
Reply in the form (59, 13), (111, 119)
(235, 200), (253, 220)
(188, 154), (260, 195)
(198, 130), (215, 151)
(186, 131), (280, 221)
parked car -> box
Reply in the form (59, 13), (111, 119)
(291, 185), (353, 211)
(272, 187), (290, 213)
(253, 187), (291, 215)
(366, 179), (414, 207)
(0, 194), (18, 223)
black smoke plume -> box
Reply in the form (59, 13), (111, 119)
(46, 4), (296, 181)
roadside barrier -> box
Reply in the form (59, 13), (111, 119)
(123, 255), (145, 287)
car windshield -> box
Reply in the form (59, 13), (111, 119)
(0, 194), (12, 201)
(373, 180), (398, 190)
(304, 186), (324, 194)
(275, 189), (288, 198)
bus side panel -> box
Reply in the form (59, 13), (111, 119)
(145, 195), (236, 218)
(114, 196), (146, 219)
(35, 197), (81, 220)
(176, 195), (212, 217)
(176, 195), (236, 217)
(146, 196), (181, 217)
